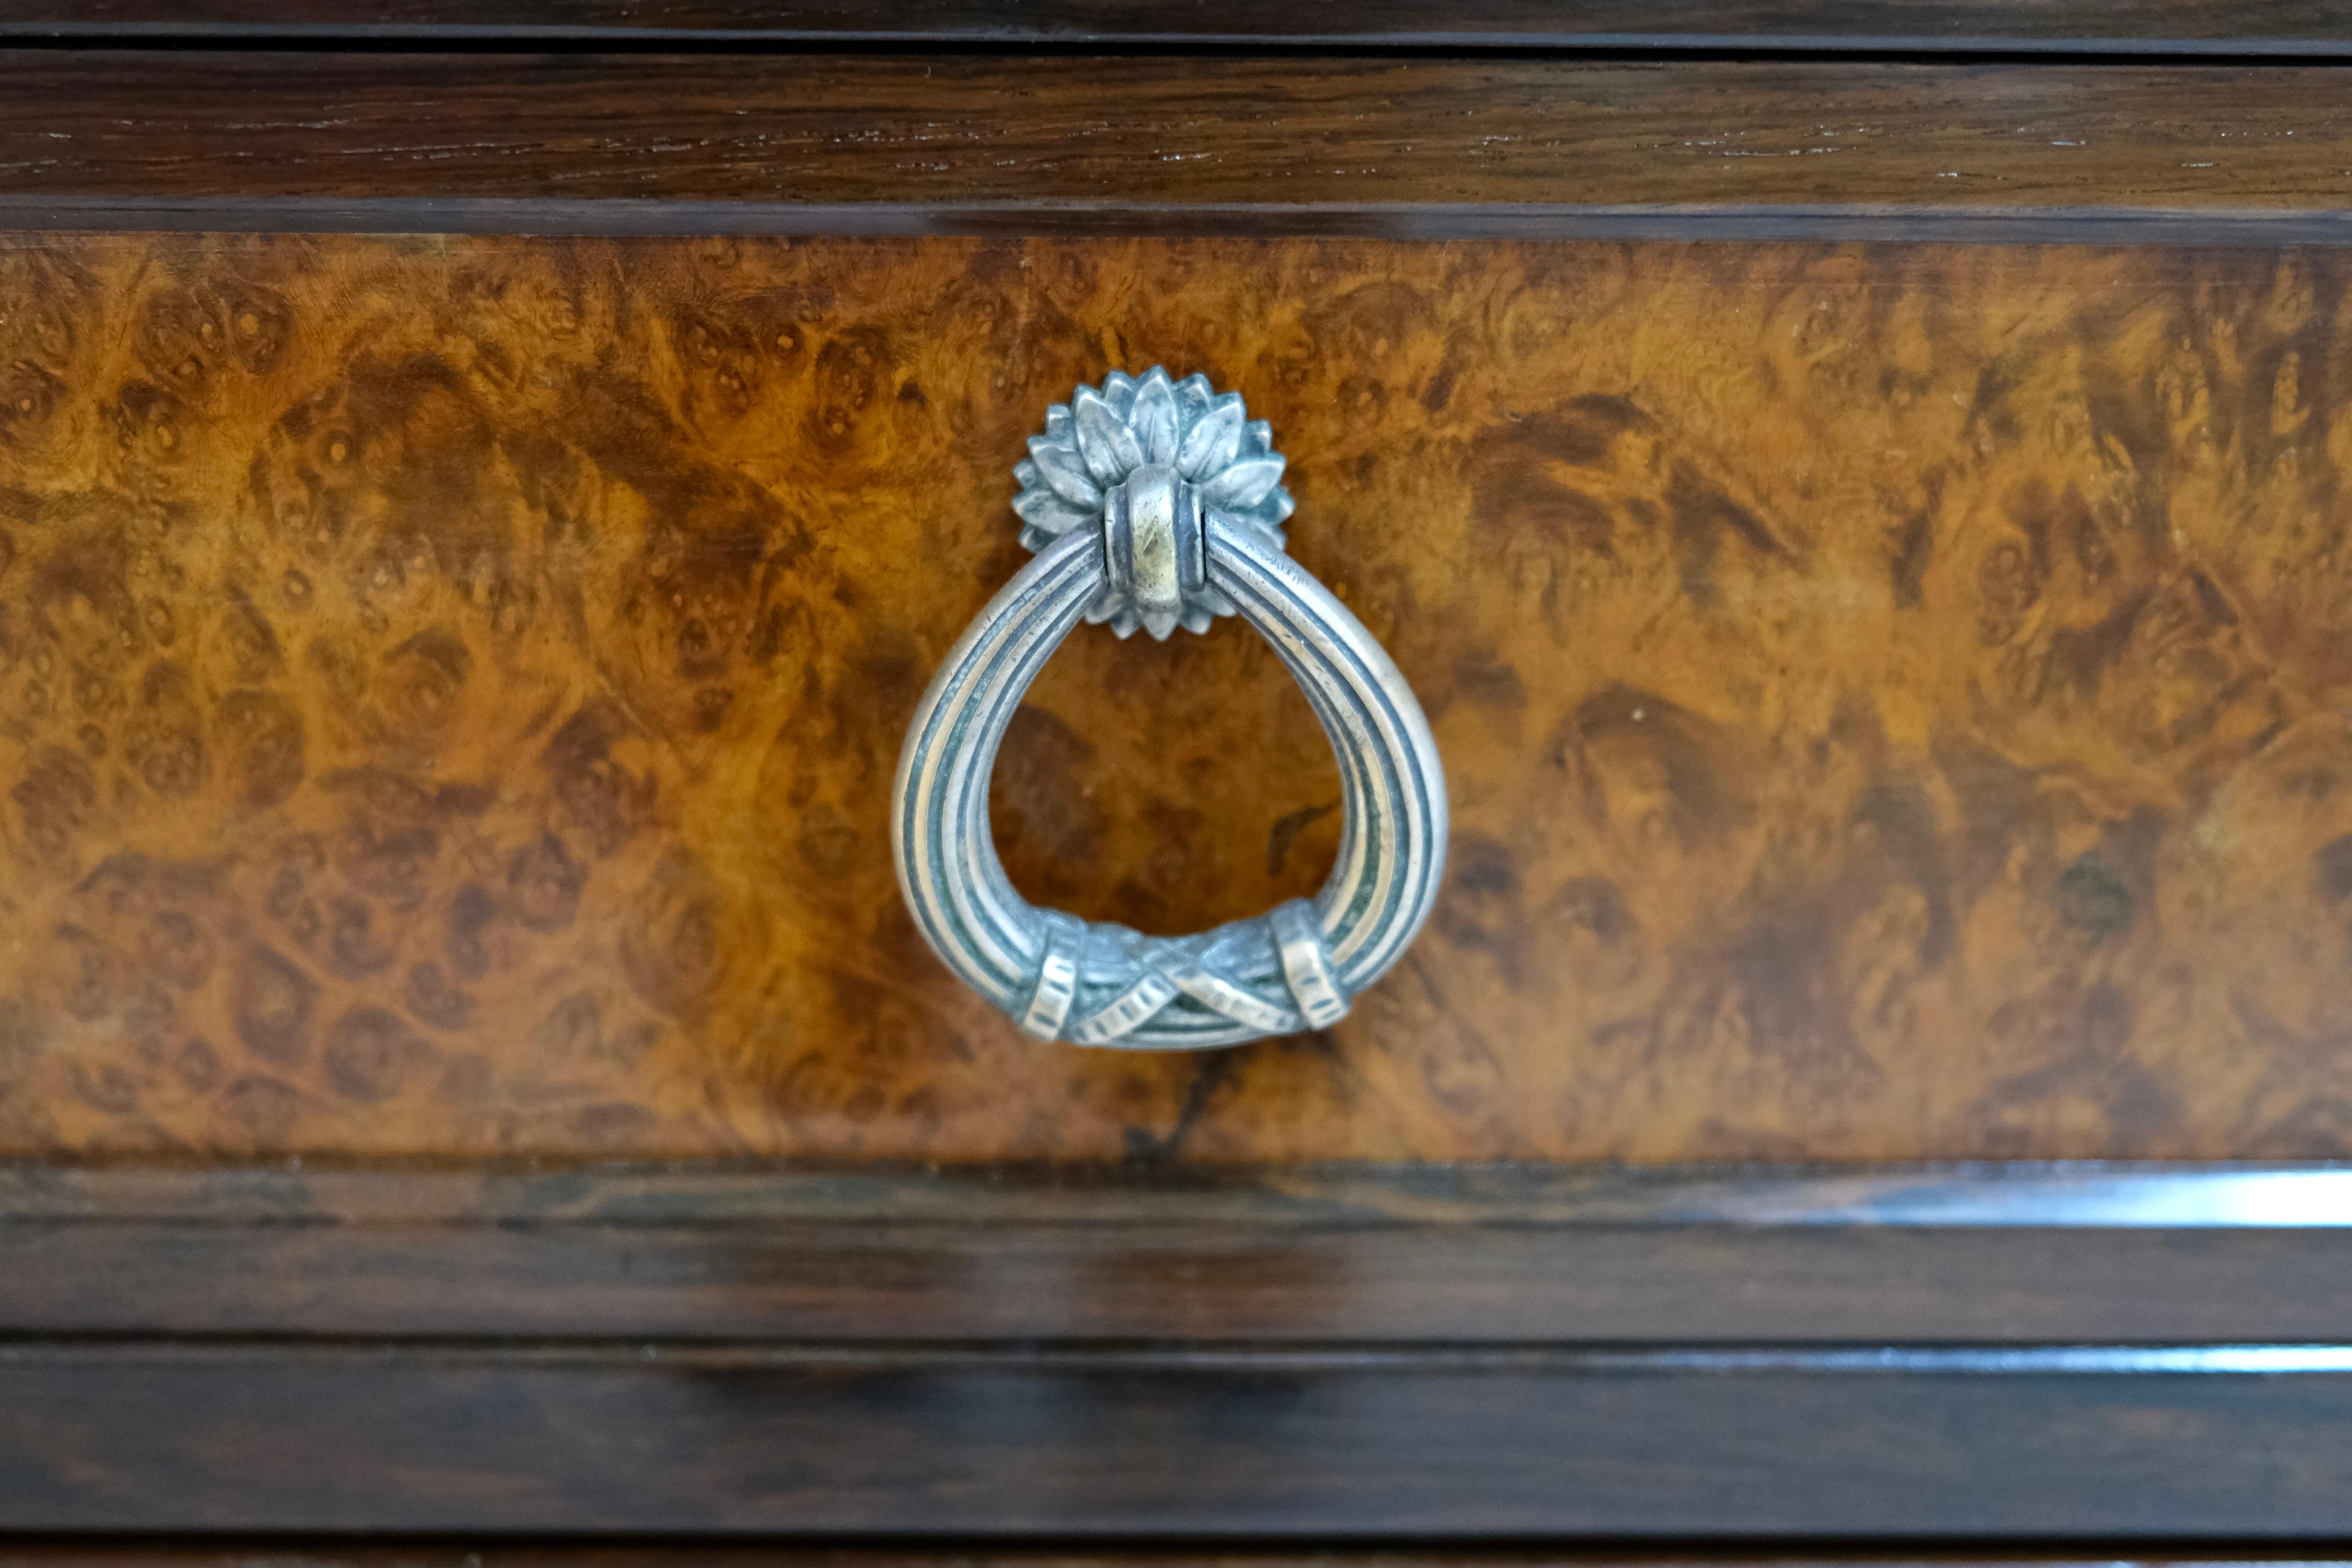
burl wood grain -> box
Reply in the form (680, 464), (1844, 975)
(4, 234), (2352, 1161)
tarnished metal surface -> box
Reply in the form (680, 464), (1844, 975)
(893, 370), (1448, 1048)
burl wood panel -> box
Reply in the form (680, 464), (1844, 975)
(5, 234), (2352, 1161)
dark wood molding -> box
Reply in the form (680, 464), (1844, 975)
(16, 198), (2352, 244)
(5, 0), (2352, 57)
(11, 1157), (2349, 1225)
(5, 1340), (2352, 1535)
(0, 1561), (2294, 1568)
(9, 1561), (2342, 1568)
(3, 1161), (2349, 1533)
(4, 1161), (2348, 1342)
(5, 53), (2352, 215)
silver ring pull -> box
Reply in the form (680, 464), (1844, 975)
(891, 368), (1448, 1050)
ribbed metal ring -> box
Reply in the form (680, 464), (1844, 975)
(891, 369), (1447, 1050)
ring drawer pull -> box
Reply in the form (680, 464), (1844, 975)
(891, 369), (1448, 1049)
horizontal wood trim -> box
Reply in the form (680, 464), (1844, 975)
(3, 1164), (2348, 1343)
(2, 1561), (2322, 1568)
(10, 1159), (2352, 1227)
(16, 199), (2352, 244)
(3, 1168), (2344, 1536)
(5, 0), (2352, 56)
(15, 1216), (2350, 1342)
(3, 1340), (2351, 1534)
(5, 54), (2352, 211)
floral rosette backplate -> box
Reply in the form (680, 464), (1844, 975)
(1011, 367), (1296, 639)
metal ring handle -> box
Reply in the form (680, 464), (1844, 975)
(891, 369), (1447, 1049)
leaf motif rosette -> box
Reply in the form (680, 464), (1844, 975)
(1012, 367), (1296, 639)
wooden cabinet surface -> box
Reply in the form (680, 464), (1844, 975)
(1, 4), (2350, 1546)
(11, 233), (2352, 1163)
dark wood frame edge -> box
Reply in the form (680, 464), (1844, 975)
(11, 200), (2352, 245)
(7, 0), (2352, 57)
(3, 1159), (2345, 1343)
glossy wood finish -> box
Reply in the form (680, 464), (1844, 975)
(8, 0), (2352, 54)
(3, 1157), (2347, 1534)
(6, 1340), (2352, 1534)
(37, 1561), (2349, 1568)
(8, 54), (2352, 214)
(13, 235), (2352, 1161)
(3, 1162), (2349, 1342)
(21, 207), (2352, 249)
(15, 1156), (2348, 1225)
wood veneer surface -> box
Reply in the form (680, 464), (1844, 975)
(8, 1343), (2352, 1534)
(10, 54), (2352, 213)
(5, 233), (2352, 1162)
(13, 0), (2352, 51)
(23, 1559), (2337, 1568)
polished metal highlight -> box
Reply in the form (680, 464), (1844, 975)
(892, 368), (1448, 1049)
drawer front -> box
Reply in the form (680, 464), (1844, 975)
(6, 233), (2352, 1164)
(6, 25), (2352, 1545)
